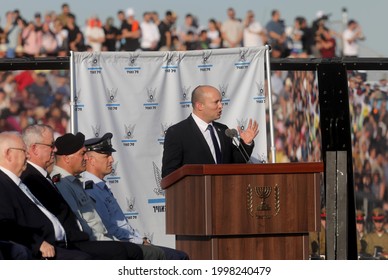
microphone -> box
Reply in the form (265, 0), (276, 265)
(225, 128), (251, 163)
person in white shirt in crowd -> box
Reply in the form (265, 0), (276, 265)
(243, 10), (266, 47)
(140, 11), (160, 51)
(207, 19), (221, 49)
(221, 7), (243, 48)
(84, 16), (105, 52)
(342, 19), (365, 57)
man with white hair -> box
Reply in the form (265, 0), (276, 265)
(0, 131), (91, 259)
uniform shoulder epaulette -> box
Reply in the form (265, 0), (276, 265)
(84, 180), (94, 190)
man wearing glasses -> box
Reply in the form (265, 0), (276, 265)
(21, 124), (143, 260)
(0, 131), (91, 259)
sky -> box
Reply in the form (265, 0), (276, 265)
(1, 0), (387, 58)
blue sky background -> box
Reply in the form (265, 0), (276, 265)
(1, 0), (387, 58)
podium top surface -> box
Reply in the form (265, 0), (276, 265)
(161, 162), (324, 189)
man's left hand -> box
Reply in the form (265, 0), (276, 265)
(238, 118), (259, 145)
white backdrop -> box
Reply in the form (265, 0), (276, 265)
(71, 47), (268, 247)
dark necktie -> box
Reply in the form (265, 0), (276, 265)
(207, 124), (222, 164)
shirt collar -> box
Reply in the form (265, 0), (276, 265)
(192, 113), (213, 133)
(82, 171), (108, 190)
(28, 161), (49, 178)
(0, 166), (21, 186)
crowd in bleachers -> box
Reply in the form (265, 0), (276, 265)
(0, 5), (364, 58)
(0, 3), (387, 257)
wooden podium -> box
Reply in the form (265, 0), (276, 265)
(161, 162), (324, 260)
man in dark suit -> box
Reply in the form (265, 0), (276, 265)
(162, 85), (259, 177)
(20, 124), (143, 260)
(0, 241), (32, 259)
(0, 131), (91, 259)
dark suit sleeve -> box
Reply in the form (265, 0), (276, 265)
(232, 140), (255, 163)
(162, 125), (183, 178)
(0, 190), (46, 255)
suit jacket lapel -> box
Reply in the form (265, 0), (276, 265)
(187, 115), (215, 163)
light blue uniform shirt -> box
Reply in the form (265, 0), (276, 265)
(82, 171), (143, 244)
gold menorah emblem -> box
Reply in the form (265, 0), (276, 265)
(247, 184), (280, 219)
(255, 186), (272, 211)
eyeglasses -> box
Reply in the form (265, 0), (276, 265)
(8, 147), (27, 153)
(35, 142), (55, 149)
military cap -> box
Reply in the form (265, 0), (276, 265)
(372, 207), (385, 222)
(356, 209), (365, 222)
(55, 132), (85, 155)
(84, 132), (116, 153)
(320, 208), (326, 219)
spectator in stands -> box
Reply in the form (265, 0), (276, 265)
(157, 10), (175, 51)
(57, 3), (71, 27)
(140, 12), (160, 51)
(315, 26), (336, 58)
(40, 22), (58, 56)
(243, 10), (266, 48)
(207, 19), (222, 49)
(177, 13), (198, 46)
(265, 9), (288, 57)
(198, 29), (211, 50)
(84, 16), (105, 52)
(221, 7), (243, 48)
(26, 72), (52, 108)
(53, 18), (68, 52)
(33, 12), (43, 32)
(342, 19), (365, 57)
(297, 16), (315, 56)
(120, 8), (141, 51)
(64, 13), (84, 52)
(102, 17), (119, 51)
(21, 21), (42, 58)
(4, 11), (21, 58)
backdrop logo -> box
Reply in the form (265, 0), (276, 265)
(105, 87), (120, 110)
(143, 232), (154, 243)
(124, 53), (141, 74)
(124, 196), (138, 219)
(162, 53), (180, 73)
(219, 84), (230, 106)
(74, 89), (84, 111)
(122, 124), (137, 147)
(234, 49), (250, 69)
(179, 86), (192, 108)
(237, 118), (248, 131)
(91, 125), (101, 137)
(197, 50), (213, 72)
(143, 87), (159, 110)
(158, 123), (172, 145)
(87, 54), (102, 74)
(148, 162), (165, 213)
(253, 82), (265, 103)
(106, 162), (120, 184)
